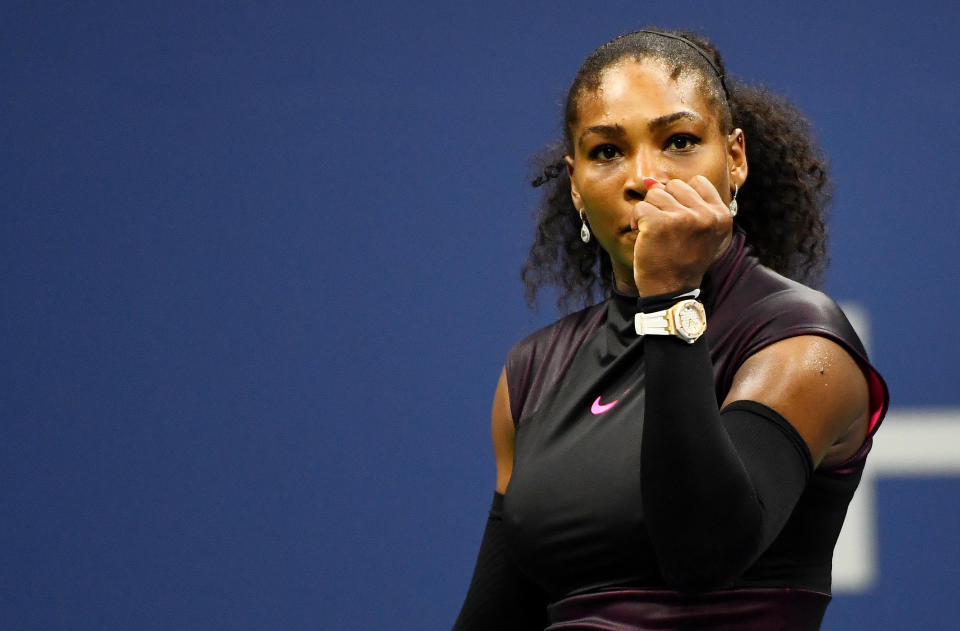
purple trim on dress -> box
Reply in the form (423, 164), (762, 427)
(547, 588), (830, 631)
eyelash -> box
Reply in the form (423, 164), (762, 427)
(587, 144), (621, 161)
(666, 134), (701, 151)
(587, 134), (702, 161)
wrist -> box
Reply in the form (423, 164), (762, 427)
(636, 287), (700, 312)
(634, 274), (704, 298)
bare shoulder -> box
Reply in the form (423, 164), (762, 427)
(723, 335), (870, 468)
(491, 367), (516, 494)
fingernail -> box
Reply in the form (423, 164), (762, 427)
(643, 178), (660, 188)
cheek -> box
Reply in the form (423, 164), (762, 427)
(578, 166), (624, 207)
(706, 165), (730, 200)
(706, 146), (732, 189)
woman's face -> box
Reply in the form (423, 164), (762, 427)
(565, 58), (746, 288)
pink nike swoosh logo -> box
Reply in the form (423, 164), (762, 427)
(591, 396), (618, 415)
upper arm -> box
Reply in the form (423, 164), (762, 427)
(491, 367), (516, 494)
(722, 335), (870, 468)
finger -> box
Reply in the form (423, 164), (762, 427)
(662, 178), (705, 210)
(687, 174), (725, 206)
(641, 175), (688, 212)
(630, 198), (665, 231)
(640, 186), (675, 212)
(686, 176), (733, 236)
(643, 177), (665, 191)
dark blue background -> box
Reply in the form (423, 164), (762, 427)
(3, 2), (958, 629)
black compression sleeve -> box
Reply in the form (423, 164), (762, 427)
(640, 334), (814, 592)
(451, 493), (549, 631)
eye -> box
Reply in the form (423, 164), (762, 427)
(665, 134), (701, 152)
(587, 144), (622, 161)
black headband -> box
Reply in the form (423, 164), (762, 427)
(636, 29), (729, 100)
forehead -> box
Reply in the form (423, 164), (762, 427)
(575, 58), (717, 128)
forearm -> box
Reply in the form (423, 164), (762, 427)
(640, 334), (813, 592)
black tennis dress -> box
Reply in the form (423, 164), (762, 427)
(492, 231), (888, 631)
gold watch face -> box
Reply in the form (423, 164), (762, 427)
(676, 302), (706, 338)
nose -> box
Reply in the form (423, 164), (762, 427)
(624, 151), (659, 201)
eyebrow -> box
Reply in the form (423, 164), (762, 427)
(578, 123), (626, 150)
(578, 111), (706, 149)
(647, 110), (704, 131)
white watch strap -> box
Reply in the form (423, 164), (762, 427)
(634, 289), (701, 337)
(635, 310), (671, 336)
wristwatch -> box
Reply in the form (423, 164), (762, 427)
(635, 299), (707, 344)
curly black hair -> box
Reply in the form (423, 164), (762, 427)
(522, 28), (831, 312)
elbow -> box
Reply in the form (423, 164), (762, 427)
(649, 499), (766, 593)
(655, 537), (758, 594)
